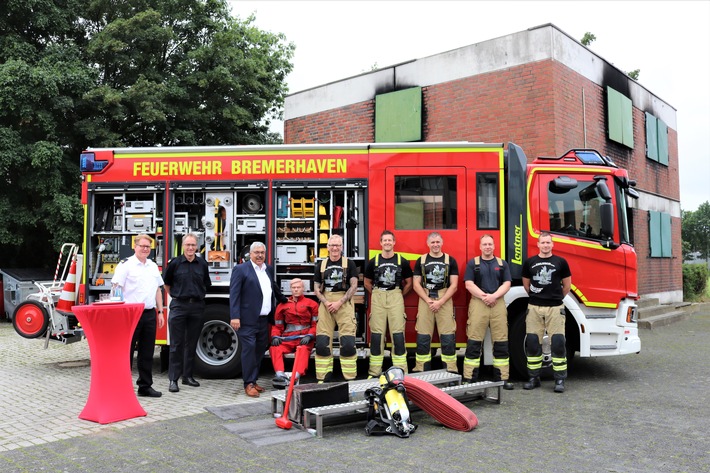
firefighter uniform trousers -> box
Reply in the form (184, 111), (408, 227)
(414, 289), (457, 373)
(525, 304), (567, 380)
(464, 298), (509, 381)
(368, 288), (408, 377)
(315, 291), (358, 380)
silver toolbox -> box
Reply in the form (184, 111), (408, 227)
(174, 212), (189, 233)
(237, 218), (265, 233)
(276, 245), (308, 263)
(124, 200), (155, 213)
(280, 279), (311, 293)
(126, 214), (153, 232)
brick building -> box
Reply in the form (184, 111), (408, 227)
(283, 23), (681, 303)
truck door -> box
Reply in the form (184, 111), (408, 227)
(533, 172), (629, 307)
(384, 167), (468, 344)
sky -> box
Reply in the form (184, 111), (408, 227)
(228, 1), (710, 211)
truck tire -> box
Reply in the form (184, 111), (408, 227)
(194, 304), (242, 378)
(12, 300), (49, 339)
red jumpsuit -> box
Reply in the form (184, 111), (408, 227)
(269, 295), (319, 373)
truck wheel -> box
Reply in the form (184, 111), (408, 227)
(194, 304), (242, 378)
(12, 301), (49, 339)
(509, 315), (528, 379)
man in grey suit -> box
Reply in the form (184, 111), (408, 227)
(229, 242), (282, 397)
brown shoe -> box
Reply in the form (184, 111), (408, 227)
(253, 383), (266, 393)
(244, 383), (260, 397)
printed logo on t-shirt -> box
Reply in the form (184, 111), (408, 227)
(531, 265), (556, 293)
(379, 266), (396, 286)
(325, 267), (344, 289)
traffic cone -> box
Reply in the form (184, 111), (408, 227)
(56, 256), (77, 313)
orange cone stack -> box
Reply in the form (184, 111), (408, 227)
(56, 256), (77, 313)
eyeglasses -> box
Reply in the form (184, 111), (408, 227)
(184, 243), (197, 247)
(328, 244), (342, 248)
(136, 245), (151, 249)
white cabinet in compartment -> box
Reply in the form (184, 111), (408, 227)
(276, 244), (309, 263)
(124, 200), (155, 214)
(237, 218), (265, 233)
(125, 214), (153, 232)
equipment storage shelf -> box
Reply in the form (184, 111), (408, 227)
(273, 184), (366, 304)
(87, 190), (165, 301)
(172, 187), (267, 286)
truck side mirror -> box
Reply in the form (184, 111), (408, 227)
(600, 202), (614, 239)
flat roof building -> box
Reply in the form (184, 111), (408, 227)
(284, 23), (681, 303)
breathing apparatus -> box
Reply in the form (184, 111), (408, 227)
(364, 366), (417, 438)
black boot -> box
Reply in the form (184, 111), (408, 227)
(523, 377), (540, 390)
(554, 379), (565, 393)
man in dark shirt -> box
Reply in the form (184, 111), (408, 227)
(313, 234), (359, 381)
(522, 231), (572, 393)
(411, 232), (459, 373)
(463, 234), (513, 389)
(364, 230), (413, 377)
(163, 233), (211, 393)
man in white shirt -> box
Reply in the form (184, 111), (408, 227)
(112, 234), (165, 397)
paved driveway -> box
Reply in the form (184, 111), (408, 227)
(1, 312), (709, 472)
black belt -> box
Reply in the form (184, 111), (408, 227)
(174, 297), (203, 303)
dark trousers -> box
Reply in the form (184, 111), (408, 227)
(168, 300), (205, 381)
(237, 317), (269, 387)
(131, 309), (157, 390)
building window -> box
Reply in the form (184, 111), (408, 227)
(375, 87), (422, 142)
(476, 173), (498, 229)
(649, 210), (672, 257)
(607, 87), (634, 149)
(645, 112), (669, 166)
(394, 176), (457, 229)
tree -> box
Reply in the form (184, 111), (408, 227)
(0, 0), (293, 268)
(581, 32), (596, 46)
(682, 201), (710, 259)
(0, 0), (93, 266)
(78, 1), (294, 147)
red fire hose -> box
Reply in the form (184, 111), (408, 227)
(404, 376), (478, 432)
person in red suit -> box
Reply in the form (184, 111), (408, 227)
(270, 278), (318, 388)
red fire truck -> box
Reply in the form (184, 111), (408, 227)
(75, 142), (641, 378)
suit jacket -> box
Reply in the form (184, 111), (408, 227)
(229, 261), (283, 326)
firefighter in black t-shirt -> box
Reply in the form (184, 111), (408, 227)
(522, 231), (572, 393)
(411, 232), (459, 373)
(364, 230), (413, 377)
(313, 234), (359, 381)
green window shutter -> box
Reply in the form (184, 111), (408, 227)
(646, 112), (659, 161)
(657, 118), (669, 166)
(607, 87), (633, 149)
(661, 212), (672, 257)
(607, 87), (623, 144)
(375, 87), (422, 142)
(649, 211), (662, 257)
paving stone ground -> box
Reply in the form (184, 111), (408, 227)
(2, 313), (710, 472)
(0, 321), (268, 452)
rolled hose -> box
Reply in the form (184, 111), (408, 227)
(403, 376), (478, 432)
